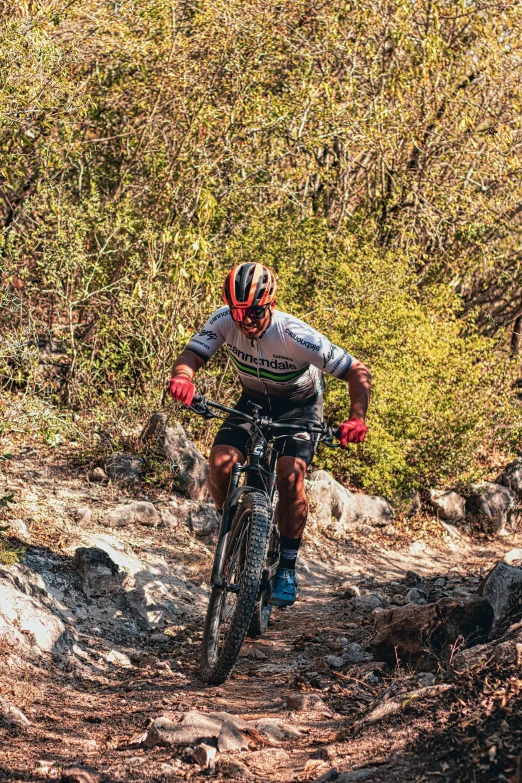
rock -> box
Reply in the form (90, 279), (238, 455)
(286, 692), (330, 712)
(466, 481), (517, 534)
(104, 649), (132, 667)
(341, 643), (365, 663)
(156, 763), (180, 778)
(218, 759), (251, 778)
(434, 578), (446, 587)
(453, 622), (522, 671)
(326, 655), (345, 669)
(102, 501), (160, 528)
(73, 547), (121, 598)
(209, 712), (252, 731)
(496, 457), (522, 494)
(451, 642), (492, 672)
(132, 501), (161, 527)
(103, 504), (134, 527)
(0, 565), (66, 653)
(430, 490), (466, 523)
(188, 503), (219, 536)
(106, 454), (144, 483)
(477, 561), (522, 636)
(181, 710), (224, 733)
(255, 718), (301, 741)
(72, 506), (92, 525)
(339, 585), (361, 599)
(439, 520), (463, 539)
(144, 712), (222, 748)
(159, 508), (178, 528)
(353, 594), (383, 612)
(372, 596), (493, 670)
(307, 470), (394, 531)
(193, 743), (217, 769)
(87, 467), (107, 483)
(405, 588), (428, 604)
(60, 765), (100, 783)
(141, 414), (209, 500)
(150, 631), (170, 644)
(245, 748), (291, 775)
(404, 570), (421, 586)
(0, 696), (30, 729)
(7, 518), (29, 539)
(217, 720), (249, 752)
(504, 548), (522, 566)
(418, 672), (436, 686)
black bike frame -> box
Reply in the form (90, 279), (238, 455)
(188, 394), (336, 590)
(211, 429), (279, 588)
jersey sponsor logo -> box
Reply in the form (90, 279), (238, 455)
(273, 354), (294, 361)
(209, 310), (229, 325)
(198, 328), (218, 340)
(190, 338), (210, 349)
(285, 328), (320, 352)
(322, 342), (335, 369)
(226, 343), (297, 370)
(332, 350), (349, 373)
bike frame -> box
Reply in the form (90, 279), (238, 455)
(188, 395), (335, 591)
(210, 411), (281, 589)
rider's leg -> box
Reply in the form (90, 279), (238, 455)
(270, 456), (307, 607)
(208, 444), (244, 511)
(276, 456), (308, 539)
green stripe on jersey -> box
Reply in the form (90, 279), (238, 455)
(229, 354), (307, 382)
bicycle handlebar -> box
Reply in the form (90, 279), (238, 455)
(189, 393), (339, 443)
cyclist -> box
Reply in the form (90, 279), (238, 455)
(169, 263), (371, 607)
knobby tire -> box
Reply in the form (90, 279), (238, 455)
(201, 491), (270, 685)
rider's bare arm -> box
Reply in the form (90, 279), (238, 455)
(171, 349), (205, 381)
(344, 359), (371, 421)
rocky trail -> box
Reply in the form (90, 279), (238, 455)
(1, 436), (522, 783)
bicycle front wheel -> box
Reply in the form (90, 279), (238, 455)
(201, 491), (270, 685)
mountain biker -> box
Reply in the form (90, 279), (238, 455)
(169, 263), (371, 607)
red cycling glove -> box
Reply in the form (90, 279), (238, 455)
(169, 377), (196, 406)
(337, 417), (368, 448)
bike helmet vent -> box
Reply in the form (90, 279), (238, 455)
(222, 263), (277, 308)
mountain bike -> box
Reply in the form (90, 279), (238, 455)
(188, 393), (338, 685)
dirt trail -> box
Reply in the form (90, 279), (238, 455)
(0, 445), (520, 783)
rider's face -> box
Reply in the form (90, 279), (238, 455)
(234, 303), (274, 339)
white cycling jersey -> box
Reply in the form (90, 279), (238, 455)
(185, 307), (354, 401)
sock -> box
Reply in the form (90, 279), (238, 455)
(279, 534), (301, 571)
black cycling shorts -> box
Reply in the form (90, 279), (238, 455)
(212, 392), (324, 466)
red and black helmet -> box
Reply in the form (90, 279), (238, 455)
(222, 263), (277, 309)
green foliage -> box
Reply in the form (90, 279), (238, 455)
(217, 218), (522, 495)
(1, 0), (521, 495)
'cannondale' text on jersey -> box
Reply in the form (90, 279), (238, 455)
(185, 308), (354, 400)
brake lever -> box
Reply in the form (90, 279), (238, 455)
(189, 400), (219, 420)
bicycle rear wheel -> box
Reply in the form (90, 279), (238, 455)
(200, 491), (270, 685)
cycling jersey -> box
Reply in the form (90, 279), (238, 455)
(185, 307), (354, 401)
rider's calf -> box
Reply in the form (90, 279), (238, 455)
(276, 456), (308, 539)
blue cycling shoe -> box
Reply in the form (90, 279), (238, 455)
(269, 568), (298, 607)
